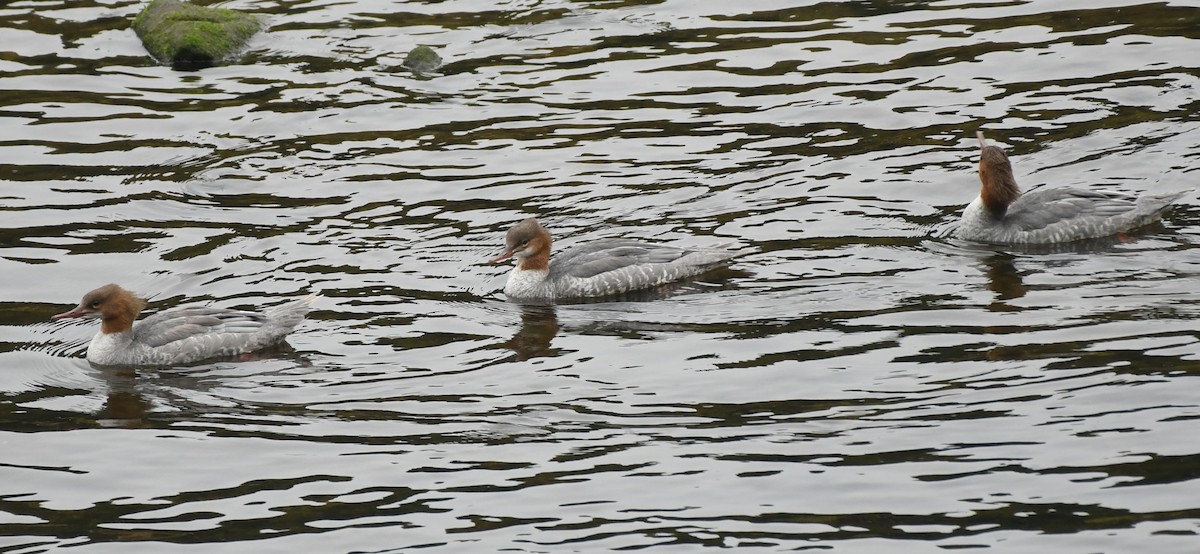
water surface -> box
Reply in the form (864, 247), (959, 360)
(2, 0), (1200, 552)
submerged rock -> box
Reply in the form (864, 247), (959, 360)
(132, 0), (262, 70)
(402, 45), (443, 75)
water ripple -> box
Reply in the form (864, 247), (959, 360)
(1, 0), (1200, 551)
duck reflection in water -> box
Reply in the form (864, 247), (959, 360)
(984, 253), (1026, 311)
(85, 341), (309, 428)
(978, 226), (1168, 314)
(95, 366), (150, 429)
(504, 302), (560, 361)
(497, 266), (751, 361)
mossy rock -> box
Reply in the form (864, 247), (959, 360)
(133, 0), (261, 70)
(402, 45), (443, 75)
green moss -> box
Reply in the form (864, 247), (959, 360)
(132, 0), (261, 70)
(402, 45), (443, 74)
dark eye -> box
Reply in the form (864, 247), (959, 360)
(520, 239), (529, 246)
(89, 301), (100, 309)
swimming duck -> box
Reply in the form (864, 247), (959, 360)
(52, 283), (315, 366)
(491, 218), (743, 300)
(957, 131), (1186, 244)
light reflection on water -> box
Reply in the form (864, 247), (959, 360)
(2, 0), (1200, 551)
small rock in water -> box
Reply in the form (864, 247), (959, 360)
(401, 45), (443, 75)
(132, 0), (262, 70)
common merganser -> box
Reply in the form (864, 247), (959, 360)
(956, 131), (1187, 244)
(52, 284), (315, 366)
(490, 218), (744, 300)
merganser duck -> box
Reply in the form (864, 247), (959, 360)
(956, 131), (1187, 244)
(52, 284), (315, 366)
(490, 218), (744, 300)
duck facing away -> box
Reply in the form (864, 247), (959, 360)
(491, 218), (744, 300)
(52, 284), (316, 366)
(956, 131), (1187, 244)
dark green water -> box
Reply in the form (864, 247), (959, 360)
(1, 0), (1199, 552)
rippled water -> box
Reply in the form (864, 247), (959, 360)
(3, 0), (1200, 551)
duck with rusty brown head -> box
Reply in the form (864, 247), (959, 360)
(956, 131), (1188, 244)
(53, 284), (316, 366)
(491, 218), (746, 301)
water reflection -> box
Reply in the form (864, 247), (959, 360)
(494, 266), (754, 360)
(984, 253), (1025, 308)
(494, 302), (560, 361)
(2, 0), (1200, 551)
(93, 366), (148, 429)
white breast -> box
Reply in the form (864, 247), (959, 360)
(503, 267), (554, 299)
(86, 331), (143, 365)
(956, 196), (996, 241)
